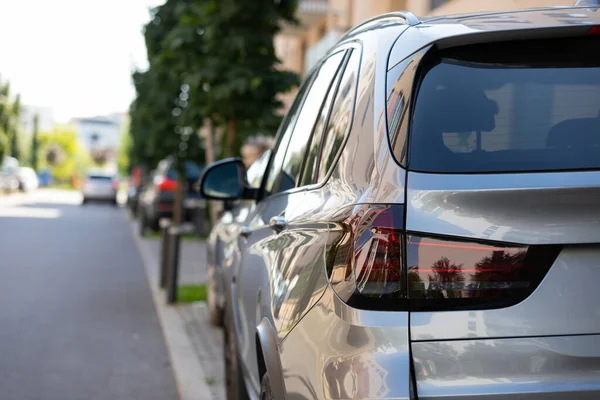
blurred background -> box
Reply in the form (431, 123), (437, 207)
(0, 0), (574, 204)
(0, 1), (583, 399)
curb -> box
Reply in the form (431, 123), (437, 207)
(128, 214), (212, 400)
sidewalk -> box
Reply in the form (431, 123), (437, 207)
(129, 217), (225, 400)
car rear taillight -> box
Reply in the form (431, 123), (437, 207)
(111, 179), (119, 190)
(156, 177), (177, 192)
(588, 26), (600, 35)
(327, 205), (561, 311)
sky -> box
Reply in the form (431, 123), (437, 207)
(0, 0), (165, 122)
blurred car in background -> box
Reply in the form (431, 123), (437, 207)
(81, 172), (119, 205)
(126, 166), (147, 217)
(16, 167), (39, 192)
(206, 149), (270, 326)
(1, 156), (20, 193)
(137, 158), (205, 235)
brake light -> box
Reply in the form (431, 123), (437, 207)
(156, 177), (177, 192)
(111, 179), (119, 190)
(327, 205), (561, 311)
(588, 26), (600, 35)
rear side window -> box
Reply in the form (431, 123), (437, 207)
(406, 38), (600, 173)
(277, 51), (346, 192)
(88, 175), (112, 181)
(166, 161), (203, 180)
(317, 49), (360, 181)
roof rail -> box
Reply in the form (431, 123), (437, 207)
(340, 11), (420, 41)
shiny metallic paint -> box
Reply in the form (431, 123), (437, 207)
(211, 6), (600, 400)
(413, 335), (600, 399)
(411, 245), (600, 341)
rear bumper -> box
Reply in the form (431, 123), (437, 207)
(280, 286), (600, 400)
(82, 192), (116, 200)
(413, 335), (600, 399)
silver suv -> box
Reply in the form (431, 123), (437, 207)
(200, 5), (600, 400)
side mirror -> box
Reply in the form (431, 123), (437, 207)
(199, 158), (249, 201)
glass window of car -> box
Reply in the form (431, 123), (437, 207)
(264, 51), (346, 195)
(166, 161), (204, 180)
(300, 54), (347, 187)
(408, 38), (600, 173)
(275, 51), (346, 193)
(264, 79), (314, 195)
(247, 149), (271, 188)
(317, 49), (360, 182)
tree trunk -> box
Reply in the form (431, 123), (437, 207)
(173, 162), (184, 226)
(225, 118), (236, 158)
(204, 118), (221, 228)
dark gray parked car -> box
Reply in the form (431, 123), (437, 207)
(201, 5), (600, 400)
(138, 158), (205, 235)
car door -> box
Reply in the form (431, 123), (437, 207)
(234, 49), (349, 395)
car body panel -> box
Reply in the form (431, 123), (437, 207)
(214, 6), (600, 400)
(388, 8), (600, 71)
(410, 245), (600, 341)
(406, 171), (600, 245)
(279, 288), (412, 400)
(413, 335), (600, 400)
(82, 175), (116, 200)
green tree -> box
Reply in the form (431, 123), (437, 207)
(31, 114), (39, 171)
(9, 94), (21, 160)
(0, 76), (22, 163)
(39, 126), (90, 183)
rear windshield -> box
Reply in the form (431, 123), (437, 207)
(166, 161), (203, 180)
(88, 175), (113, 181)
(408, 38), (600, 173)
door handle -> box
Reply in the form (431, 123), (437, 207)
(240, 226), (252, 238)
(269, 216), (288, 234)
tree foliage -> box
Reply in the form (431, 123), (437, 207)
(0, 75), (22, 163)
(128, 0), (299, 174)
(39, 126), (91, 182)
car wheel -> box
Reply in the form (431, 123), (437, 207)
(112, 197), (118, 206)
(82, 197), (88, 205)
(224, 310), (249, 400)
(139, 212), (148, 236)
(260, 373), (274, 400)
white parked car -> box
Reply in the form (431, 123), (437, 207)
(16, 167), (39, 192)
(81, 172), (118, 205)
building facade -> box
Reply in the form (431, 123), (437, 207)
(274, 0), (573, 111)
(20, 105), (55, 135)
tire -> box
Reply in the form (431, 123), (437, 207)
(224, 309), (249, 400)
(112, 197), (118, 206)
(260, 374), (274, 400)
(82, 197), (88, 205)
(139, 212), (148, 236)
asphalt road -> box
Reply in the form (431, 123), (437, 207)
(0, 190), (179, 400)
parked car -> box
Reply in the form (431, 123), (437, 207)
(16, 167), (39, 192)
(199, 6), (600, 400)
(81, 172), (119, 204)
(206, 149), (271, 326)
(1, 156), (20, 193)
(137, 158), (205, 235)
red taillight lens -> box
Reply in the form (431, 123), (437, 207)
(327, 205), (561, 311)
(588, 26), (600, 35)
(156, 178), (177, 192)
(111, 179), (119, 190)
(353, 208), (404, 297)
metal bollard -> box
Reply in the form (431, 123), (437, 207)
(159, 218), (171, 289)
(166, 225), (182, 304)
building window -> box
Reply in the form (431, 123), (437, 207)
(430, 0), (448, 11)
